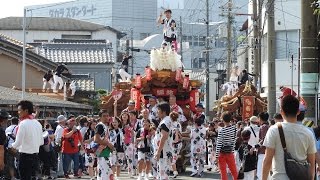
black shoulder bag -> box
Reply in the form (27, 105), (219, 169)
(277, 123), (311, 180)
(220, 126), (236, 153)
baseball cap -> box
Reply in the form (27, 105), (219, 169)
(0, 109), (10, 119)
(149, 96), (157, 100)
(128, 100), (135, 106)
(196, 103), (205, 109)
(56, 115), (67, 123)
(250, 116), (259, 123)
(164, 9), (172, 13)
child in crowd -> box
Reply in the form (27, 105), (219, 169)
(206, 122), (218, 172)
(238, 130), (257, 180)
(149, 125), (158, 179)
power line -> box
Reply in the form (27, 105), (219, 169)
(279, 0), (289, 60)
(274, 6), (301, 19)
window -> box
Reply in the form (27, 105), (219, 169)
(182, 36), (188, 41)
(33, 40), (48, 43)
(199, 42), (205, 46)
(61, 34), (91, 39)
(199, 36), (206, 42)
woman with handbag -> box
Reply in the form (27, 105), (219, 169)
(215, 112), (238, 180)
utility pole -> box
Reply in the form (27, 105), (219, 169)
(257, 0), (262, 91)
(180, 16), (183, 63)
(252, 0), (259, 87)
(227, 0), (233, 81)
(226, 0), (233, 81)
(300, 0), (318, 120)
(22, 8), (27, 99)
(205, 0), (210, 121)
(267, 0), (276, 117)
(130, 28), (134, 75)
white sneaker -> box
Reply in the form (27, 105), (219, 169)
(141, 172), (145, 177)
(129, 171), (134, 178)
(190, 172), (197, 177)
(137, 175), (141, 180)
(148, 173), (153, 178)
(173, 171), (178, 178)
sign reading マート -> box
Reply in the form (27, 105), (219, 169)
(49, 4), (97, 18)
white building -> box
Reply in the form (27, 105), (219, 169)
(255, 0), (301, 98)
(0, 17), (122, 53)
(27, 0), (157, 40)
(0, 17), (124, 91)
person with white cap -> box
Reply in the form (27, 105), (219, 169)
(54, 115), (67, 178)
(121, 100), (136, 114)
(243, 116), (261, 149)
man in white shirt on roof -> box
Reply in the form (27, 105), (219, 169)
(54, 115), (67, 178)
(12, 100), (43, 180)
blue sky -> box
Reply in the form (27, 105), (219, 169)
(158, 0), (184, 9)
(0, 0), (77, 18)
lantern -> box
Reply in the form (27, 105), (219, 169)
(145, 66), (152, 81)
(135, 73), (142, 89)
(135, 90), (141, 110)
(175, 68), (182, 81)
(183, 74), (190, 89)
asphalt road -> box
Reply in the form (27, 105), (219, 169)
(56, 168), (232, 180)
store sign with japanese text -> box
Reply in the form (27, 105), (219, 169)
(242, 96), (255, 120)
(152, 88), (177, 97)
(49, 4), (97, 18)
